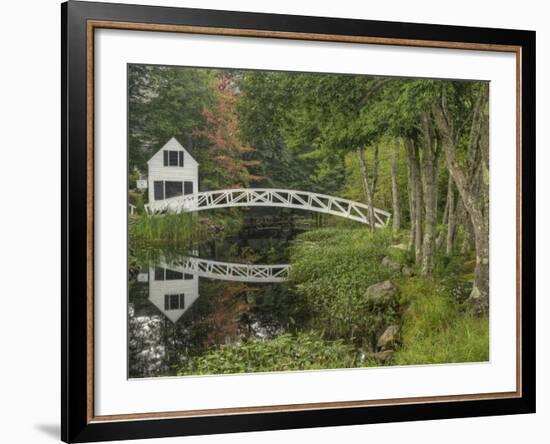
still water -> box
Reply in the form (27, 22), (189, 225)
(128, 221), (313, 378)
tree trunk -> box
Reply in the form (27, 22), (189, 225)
(436, 175), (451, 250)
(433, 85), (489, 314)
(372, 144), (380, 196)
(405, 140), (416, 255)
(391, 141), (401, 236)
(411, 141), (423, 265)
(461, 214), (474, 254)
(420, 113), (440, 276)
(357, 146), (377, 231)
(445, 178), (457, 256)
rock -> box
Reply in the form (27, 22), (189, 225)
(401, 265), (414, 277)
(381, 256), (401, 271)
(451, 281), (472, 303)
(365, 280), (399, 304)
(377, 325), (400, 350)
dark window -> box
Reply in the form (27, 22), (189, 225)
(184, 273), (194, 280)
(169, 294), (179, 309)
(169, 151), (179, 166)
(165, 269), (183, 280)
(163, 150), (184, 167)
(154, 181), (164, 200)
(184, 181), (194, 195)
(164, 293), (185, 310)
(154, 267), (165, 281)
(165, 181), (183, 199)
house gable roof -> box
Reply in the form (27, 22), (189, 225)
(147, 137), (199, 166)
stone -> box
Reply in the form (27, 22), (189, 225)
(365, 280), (399, 305)
(377, 325), (400, 350)
(381, 256), (401, 271)
(401, 265), (414, 277)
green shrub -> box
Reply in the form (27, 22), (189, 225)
(177, 332), (358, 375)
(128, 191), (145, 214)
(289, 227), (400, 343)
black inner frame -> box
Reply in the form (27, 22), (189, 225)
(61, 1), (536, 442)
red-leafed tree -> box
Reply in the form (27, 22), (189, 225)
(195, 76), (263, 189)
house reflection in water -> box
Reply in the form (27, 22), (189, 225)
(140, 264), (200, 323)
(136, 254), (291, 324)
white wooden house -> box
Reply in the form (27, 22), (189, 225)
(148, 265), (200, 323)
(146, 137), (199, 204)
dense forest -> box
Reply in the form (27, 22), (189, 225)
(128, 64), (490, 376)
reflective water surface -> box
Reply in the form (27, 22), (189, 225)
(128, 222), (312, 378)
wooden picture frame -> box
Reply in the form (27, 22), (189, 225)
(62, 1), (535, 442)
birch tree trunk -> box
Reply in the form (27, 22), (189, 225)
(405, 139), (416, 255)
(420, 113), (440, 276)
(461, 214), (474, 254)
(405, 138), (423, 265)
(445, 178), (457, 256)
(436, 175), (452, 250)
(414, 145), (423, 266)
(357, 146), (377, 231)
(391, 142), (401, 236)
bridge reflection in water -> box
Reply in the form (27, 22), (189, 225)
(137, 257), (290, 324)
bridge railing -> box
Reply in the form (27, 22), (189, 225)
(145, 188), (391, 227)
(166, 257), (290, 283)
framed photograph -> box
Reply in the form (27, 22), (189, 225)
(62, 1), (535, 442)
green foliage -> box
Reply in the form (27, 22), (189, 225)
(177, 332), (358, 375)
(128, 167), (141, 190)
(341, 139), (409, 215)
(236, 71), (323, 190)
(128, 191), (145, 214)
(128, 64), (216, 172)
(393, 277), (489, 365)
(289, 228), (400, 342)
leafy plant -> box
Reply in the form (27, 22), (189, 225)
(177, 332), (358, 375)
(289, 227), (400, 345)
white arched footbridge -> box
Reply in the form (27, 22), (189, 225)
(169, 257), (290, 283)
(145, 188), (391, 227)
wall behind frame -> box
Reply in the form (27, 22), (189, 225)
(0, 0), (547, 443)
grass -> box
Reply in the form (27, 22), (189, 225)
(129, 212), (205, 244)
(393, 276), (489, 365)
(129, 208), (246, 244)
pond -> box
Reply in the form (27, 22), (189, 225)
(128, 213), (317, 378)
